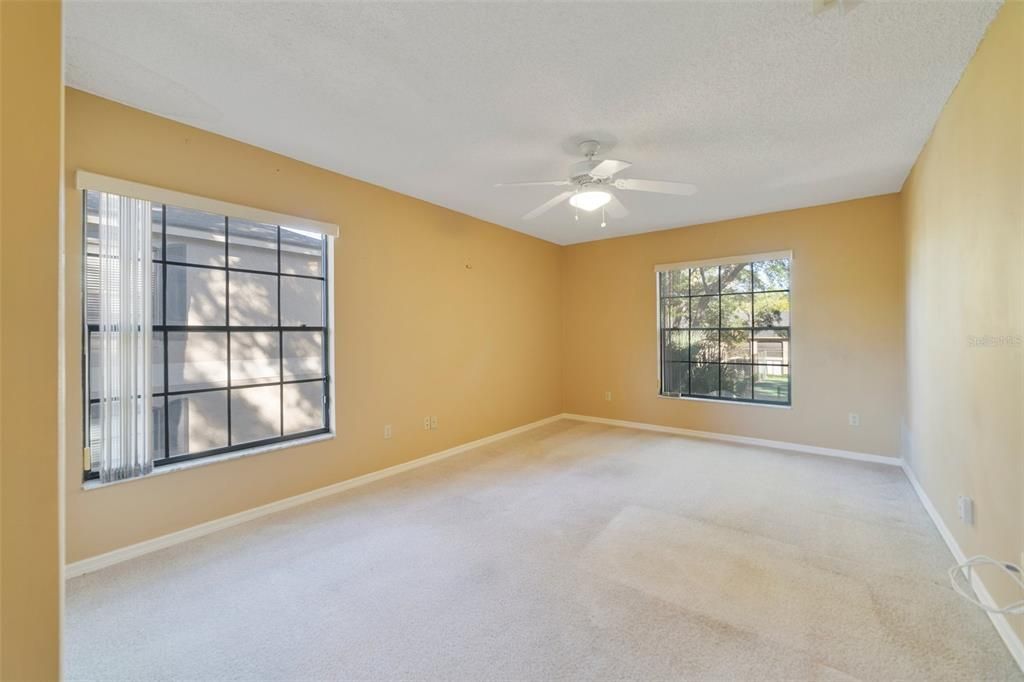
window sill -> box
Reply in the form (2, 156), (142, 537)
(81, 432), (336, 491)
(657, 394), (792, 409)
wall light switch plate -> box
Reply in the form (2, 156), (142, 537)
(605, 391), (612, 401)
(957, 495), (974, 526)
(384, 425), (392, 439)
(848, 412), (860, 427)
(423, 417), (431, 431)
(430, 416), (438, 430)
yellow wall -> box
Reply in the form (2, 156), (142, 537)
(64, 89), (564, 562)
(0, 0), (64, 678)
(562, 195), (905, 457)
(901, 1), (1023, 643)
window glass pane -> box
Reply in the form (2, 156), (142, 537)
(720, 294), (751, 328)
(689, 295), (719, 328)
(754, 365), (790, 403)
(87, 402), (102, 469)
(689, 330), (719, 363)
(280, 227), (323, 277)
(662, 362), (687, 395)
(720, 262), (751, 293)
(662, 330), (688, 362)
(230, 331), (280, 386)
(89, 333), (166, 398)
(659, 269), (688, 297)
(153, 334), (165, 392)
(661, 297), (687, 329)
(689, 266), (719, 295)
(231, 385), (281, 445)
(281, 276), (323, 327)
(283, 381), (325, 434)
(753, 259), (790, 291)
(283, 331), (324, 380)
(720, 330), (752, 364)
(754, 329), (790, 365)
(753, 291), (790, 328)
(229, 271), (279, 327)
(165, 265), (226, 326)
(167, 331), (228, 392)
(721, 364), (753, 401)
(152, 396), (166, 460)
(168, 391), (228, 456)
(165, 206), (225, 266)
(152, 262), (163, 325)
(690, 362), (719, 397)
(228, 219), (278, 272)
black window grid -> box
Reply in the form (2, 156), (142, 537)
(83, 193), (332, 480)
(657, 261), (791, 406)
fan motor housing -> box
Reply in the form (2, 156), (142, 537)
(569, 159), (602, 183)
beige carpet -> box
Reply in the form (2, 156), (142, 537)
(65, 420), (1021, 680)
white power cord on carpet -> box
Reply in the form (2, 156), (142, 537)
(949, 556), (1024, 615)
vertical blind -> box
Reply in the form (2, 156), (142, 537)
(93, 192), (155, 482)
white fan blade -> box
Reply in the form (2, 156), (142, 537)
(589, 159), (632, 179)
(523, 191), (573, 220)
(613, 178), (698, 196)
(495, 180), (570, 188)
(605, 194), (629, 218)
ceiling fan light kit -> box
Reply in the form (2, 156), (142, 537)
(496, 139), (698, 228)
(568, 187), (611, 212)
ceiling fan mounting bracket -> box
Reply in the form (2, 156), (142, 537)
(578, 139), (601, 158)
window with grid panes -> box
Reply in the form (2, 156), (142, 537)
(657, 254), (790, 405)
(83, 191), (331, 478)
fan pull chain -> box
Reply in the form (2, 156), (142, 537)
(601, 207), (607, 228)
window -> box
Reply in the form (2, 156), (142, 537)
(657, 253), (790, 405)
(84, 189), (333, 479)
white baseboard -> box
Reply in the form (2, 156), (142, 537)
(562, 413), (901, 466)
(65, 414), (564, 579)
(900, 462), (1024, 673)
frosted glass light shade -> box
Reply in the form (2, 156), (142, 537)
(569, 190), (611, 212)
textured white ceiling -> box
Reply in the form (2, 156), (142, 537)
(65, 1), (1000, 245)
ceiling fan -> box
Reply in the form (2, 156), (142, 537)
(495, 140), (697, 226)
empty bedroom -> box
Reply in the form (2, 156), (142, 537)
(0, 0), (1021, 680)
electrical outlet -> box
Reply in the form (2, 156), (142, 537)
(423, 417), (431, 431)
(848, 412), (860, 427)
(430, 415), (438, 430)
(383, 424), (392, 439)
(605, 391), (612, 401)
(957, 495), (974, 526)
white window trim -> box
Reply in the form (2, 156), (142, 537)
(76, 170), (339, 238)
(653, 250), (793, 408)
